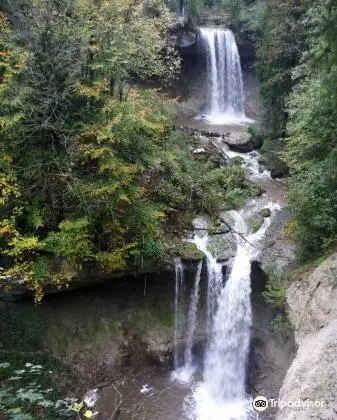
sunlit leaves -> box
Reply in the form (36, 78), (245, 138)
(96, 243), (139, 272)
(40, 218), (94, 267)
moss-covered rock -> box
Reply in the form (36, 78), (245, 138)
(260, 208), (271, 218)
(249, 183), (264, 197)
(208, 235), (235, 262)
(180, 242), (205, 261)
(248, 215), (264, 233)
(260, 138), (289, 179)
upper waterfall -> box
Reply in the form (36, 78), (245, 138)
(198, 28), (252, 125)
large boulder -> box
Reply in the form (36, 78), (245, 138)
(260, 208), (271, 218)
(223, 131), (261, 153)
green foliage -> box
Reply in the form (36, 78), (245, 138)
(0, 1), (257, 299)
(186, 0), (204, 27)
(262, 267), (293, 336)
(256, 0), (308, 139)
(39, 218), (94, 268)
(0, 360), (100, 419)
(281, 1), (337, 259)
(252, 1), (337, 259)
(200, 165), (249, 213)
(219, 0), (244, 23)
(248, 215), (263, 233)
(68, 402), (98, 419)
(247, 125), (259, 139)
(262, 268), (288, 310)
(270, 314), (293, 337)
(0, 362), (60, 419)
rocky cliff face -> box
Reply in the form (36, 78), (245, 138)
(248, 262), (296, 420)
(276, 252), (337, 420)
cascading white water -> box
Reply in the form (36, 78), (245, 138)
(172, 260), (203, 383)
(199, 28), (252, 125)
(184, 262), (203, 372)
(185, 212), (256, 420)
(194, 235), (223, 335)
(173, 258), (185, 370)
(203, 212), (252, 402)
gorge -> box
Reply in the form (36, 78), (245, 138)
(1, 23), (292, 420)
(1, 2), (337, 420)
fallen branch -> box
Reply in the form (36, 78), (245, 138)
(220, 216), (256, 249)
(209, 140), (230, 161)
(110, 383), (123, 420)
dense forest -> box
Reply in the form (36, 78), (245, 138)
(1, 0), (337, 301)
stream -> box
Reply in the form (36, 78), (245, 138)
(94, 144), (284, 420)
(95, 26), (285, 420)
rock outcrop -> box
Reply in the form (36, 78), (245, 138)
(223, 130), (262, 152)
(248, 262), (296, 420)
(260, 209), (297, 273)
(276, 252), (337, 420)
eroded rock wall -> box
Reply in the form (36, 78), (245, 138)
(276, 252), (337, 420)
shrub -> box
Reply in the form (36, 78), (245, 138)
(270, 314), (293, 337)
(262, 268), (288, 310)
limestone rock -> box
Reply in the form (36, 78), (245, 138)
(276, 252), (337, 420)
(208, 233), (236, 262)
(180, 242), (205, 261)
(248, 214), (264, 233)
(276, 321), (337, 420)
(286, 252), (337, 342)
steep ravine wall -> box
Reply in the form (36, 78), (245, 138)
(276, 252), (337, 420)
(0, 272), (178, 395)
(248, 262), (296, 420)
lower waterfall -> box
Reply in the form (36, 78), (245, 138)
(194, 234), (223, 335)
(203, 212), (251, 402)
(173, 258), (185, 370)
(184, 262), (203, 375)
(172, 260), (203, 382)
